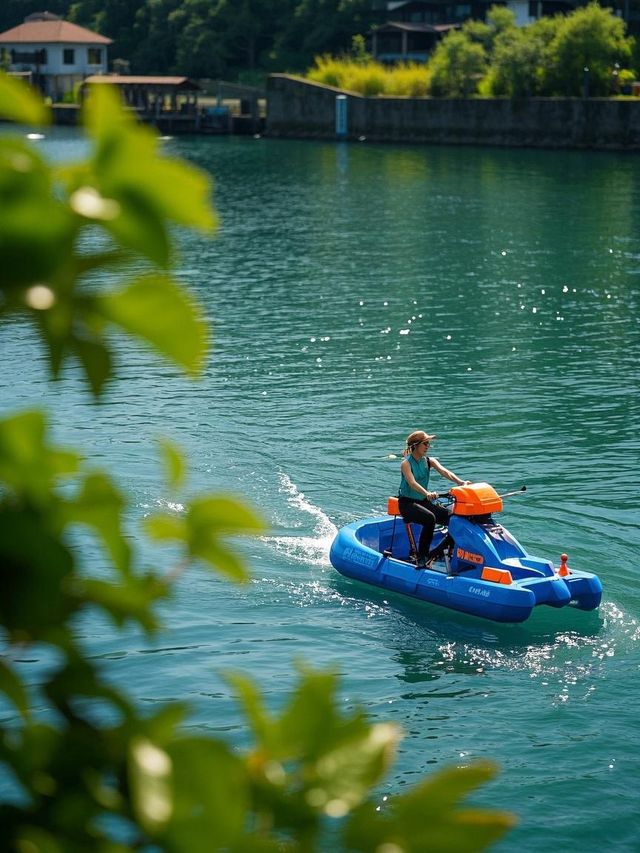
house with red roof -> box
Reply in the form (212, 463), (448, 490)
(0, 11), (112, 101)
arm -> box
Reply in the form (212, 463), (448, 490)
(429, 457), (469, 487)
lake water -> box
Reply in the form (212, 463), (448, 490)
(1, 129), (640, 851)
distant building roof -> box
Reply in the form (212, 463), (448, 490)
(85, 75), (200, 91)
(0, 15), (112, 45)
(373, 21), (459, 34)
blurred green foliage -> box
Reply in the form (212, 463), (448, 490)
(0, 72), (515, 851)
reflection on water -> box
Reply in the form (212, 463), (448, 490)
(329, 574), (620, 703)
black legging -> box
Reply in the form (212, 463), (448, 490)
(398, 496), (450, 561)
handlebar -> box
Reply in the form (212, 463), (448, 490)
(499, 486), (527, 498)
(433, 485), (526, 501)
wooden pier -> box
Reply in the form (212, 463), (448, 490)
(79, 75), (265, 135)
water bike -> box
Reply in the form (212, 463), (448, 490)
(329, 483), (602, 623)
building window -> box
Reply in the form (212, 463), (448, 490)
(10, 48), (47, 64)
(87, 47), (102, 64)
(63, 48), (75, 65)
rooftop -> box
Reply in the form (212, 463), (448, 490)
(0, 13), (112, 45)
(85, 75), (200, 90)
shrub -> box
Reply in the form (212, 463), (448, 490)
(482, 26), (543, 97)
(307, 56), (429, 97)
(307, 53), (348, 88)
(428, 31), (487, 97)
(542, 2), (633, 96)
(389, 62), (431, 97)
(343, 61), (388, 95)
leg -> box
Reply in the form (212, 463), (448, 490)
(429, 532), (454, 561)
(425, 502), (452, 563)
(399, 498), (437, 562)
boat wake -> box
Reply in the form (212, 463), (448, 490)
(261, 473), (337, 567)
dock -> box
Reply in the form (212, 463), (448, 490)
(50, 76), (266, 135)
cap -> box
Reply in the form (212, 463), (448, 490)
(407, 431), (437, 449)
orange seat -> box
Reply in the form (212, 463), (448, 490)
(387, 496), (400, 516)
(385, 496), (417, 560)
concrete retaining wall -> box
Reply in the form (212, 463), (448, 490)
(266, 74), (640, 149)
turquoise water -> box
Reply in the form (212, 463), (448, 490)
(1, 129), (640, 850)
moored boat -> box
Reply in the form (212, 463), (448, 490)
(329, 483), (602, 623)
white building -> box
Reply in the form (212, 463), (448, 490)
(0, 11), (112, 101)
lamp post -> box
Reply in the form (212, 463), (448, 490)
(582, 66), (590, 99)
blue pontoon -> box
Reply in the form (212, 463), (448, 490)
(329, 483), (602, 623)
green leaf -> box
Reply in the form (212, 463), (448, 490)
(226, 667), (398, 820)
(224, 672), (274, 749)
(183, 537), (249, 583)
(0, 71), (50, 125)
(276, 667), (370, 761)
(129, 736), (173, 834)
(96, 275), (208, 376)
(101, 186), (171, 266)
(345, 761), (516, 853)
(185, 496), (266, 581)
(45, 654), (132, 717)
(13, 828), (63, 853)
(61, 471), (130, 574)
(0, 721), (58, 789)
(157, 437), (186, 490)
(80, 575), (164, 633)
(396, 760), (502, 818)
(70, 333), (113, 397)
(144, 704), (189, 746)
(144, 513), (187, 542)
(0, 507), (77, 641)
(0, 659), (30, 720)
(188, 495), (266, 536)
(0, 411), (80, 506)
(146, 496), (265, 582)
(82, 81), (136, 140)
(314, 723), (401, 815)
(0, 139), (75, 291)
(83, 85), (216, 230)
(161, 738), (248, 851)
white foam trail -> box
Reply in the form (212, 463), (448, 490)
(262, 473), (337, 566)
(138, 498), (185, 517)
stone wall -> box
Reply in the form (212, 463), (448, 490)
(266, 74), (640, 149)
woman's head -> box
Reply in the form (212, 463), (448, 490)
(404, 430), (437, 455)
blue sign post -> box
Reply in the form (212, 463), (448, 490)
(335, 95), (348, 139)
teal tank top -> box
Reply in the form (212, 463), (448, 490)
(399, 455), (430, 500)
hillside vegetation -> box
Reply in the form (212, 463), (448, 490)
(0, 0), (377, 82)
(307, 4), (636, 98)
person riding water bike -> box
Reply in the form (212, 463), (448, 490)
(399, 430), (469, 568)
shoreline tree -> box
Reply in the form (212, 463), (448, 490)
(305, 4), (636, 99)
